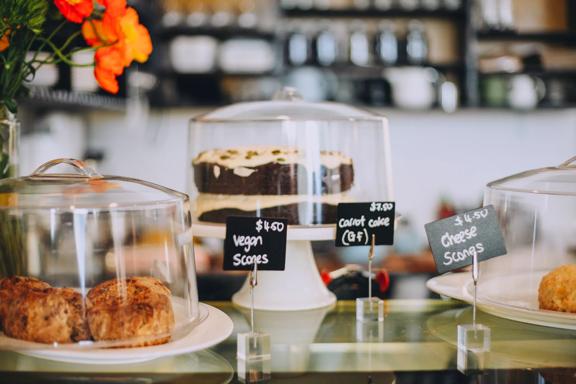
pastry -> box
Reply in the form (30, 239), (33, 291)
(0, 276), (51, 326)
(538, 264), (576, 313)
(2, 287), (91, 343)
(192, 146), (354, 224)
(86, 276), (175, 347)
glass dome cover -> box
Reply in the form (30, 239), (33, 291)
(487, 155), (576, 196)
(194, 87), (387, 122)
(0, 158), (188, 209)
(0, 159), (200, 350)
(480, 155), (576, 325)
(189, 87), (394, 227)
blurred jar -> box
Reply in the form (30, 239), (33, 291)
(236, 0), (258, 28)
(375, 21), (398, 66)
(352, 0), (371, 9)
(406, 20), (428, 65)
(314, 22), (339, 66)
(374, 0), (395, 10)
(286, 22), (311, 66)
(442, 0), (461, 10)
(421, 0), (441, 10)
(349, 21), (371, 66)
(397, 0), (419, 10)
(184, 0), (209, 27)
(210, 0), (234, 27)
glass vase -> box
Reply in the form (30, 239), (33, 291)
(0, 104), (19, 180)
(0, 103), (23, 278)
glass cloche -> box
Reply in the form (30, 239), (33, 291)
(0, 159), (200, 349)
(188, 87), (393, 226)
(481, 156), (576, 322)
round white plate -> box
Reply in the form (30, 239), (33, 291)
(427, 273), (576, 330)
(12, 303), (233, 365)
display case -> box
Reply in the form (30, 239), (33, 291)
(0, 159), (201, 351)
(480, 156), (576, 327)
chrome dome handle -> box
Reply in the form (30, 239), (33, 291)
(273, 86), (303, 101)
(31, 158), (103, 178)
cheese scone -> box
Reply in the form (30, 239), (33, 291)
(538, 264), (576, 313)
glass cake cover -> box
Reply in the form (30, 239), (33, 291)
(188, 87), (393, 226)
(481, 156), (576, 316)
(0, 159), (200, 349)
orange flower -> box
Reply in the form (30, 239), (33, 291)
(119, 7), (152, 65)
(81, 7), (152, 94)
(82, 16), (120, 47)
(97, 0), (127, 17)
(94, 46), (124, 93)
(0, 30), (10, 52)
(54, 0), (94, 24)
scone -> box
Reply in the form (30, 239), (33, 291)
(3, 287), (91, 343)
(86, 277), (175, 347)
(538, 264), (576, 313)
(0, 276), (51, 326)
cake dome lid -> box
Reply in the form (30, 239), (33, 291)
(194, 87), (385, 123)
(0, 158), (188, 210)
(487, 155), (576, 196)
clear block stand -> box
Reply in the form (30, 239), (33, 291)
(457, 323), (491, 373)
(236, 263), (272, 383)
(356, 318), (385, 342)
(237, 331), (271, 383)
(356, 297), (384, 322)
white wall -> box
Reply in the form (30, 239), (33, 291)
(87, 107), (576, 243)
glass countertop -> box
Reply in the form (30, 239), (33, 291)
(0, 300), (575, 383)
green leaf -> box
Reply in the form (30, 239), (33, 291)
(4, 99), (17, 114)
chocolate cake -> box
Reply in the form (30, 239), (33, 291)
(192, 147), (354, 224)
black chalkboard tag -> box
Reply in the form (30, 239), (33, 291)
(335, 202), (395, 247)
(425, 205), (507, 274)
(223, 216), (288, 271)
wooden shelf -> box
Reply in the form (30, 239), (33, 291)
(281, 8), (464, 19)
(477, 30), (576, 44)
(480, 70), (576, 78)
(156, 26), (276, 40)
(284, 63), (463, 78)
(22, 87), (126, 112)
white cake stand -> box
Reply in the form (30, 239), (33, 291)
(190, 222), (337, 311)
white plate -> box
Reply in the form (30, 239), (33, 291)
(10, 303), (233, 365)
(427, 273), (576, 330)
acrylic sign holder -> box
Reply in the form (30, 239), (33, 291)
(356, 235), (384, 323)
(457, 253), (491, 373)
(237, 262), (272, 382)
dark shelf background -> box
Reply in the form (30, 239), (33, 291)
(281, 7), (465, 19)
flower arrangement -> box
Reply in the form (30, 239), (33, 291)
(0, 1), (152, 276)
(0, 0), (152, 113)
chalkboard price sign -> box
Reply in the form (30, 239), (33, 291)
(336, 202), (395, 247)
(223, 216), (288, 271)
(425, 205), (507, 274)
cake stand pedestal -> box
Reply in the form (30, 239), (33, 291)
(191, 223), (336, 311)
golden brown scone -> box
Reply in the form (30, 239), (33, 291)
(3, 287), (91, 343)
(538, 264), (576, 313)
(0, 276), (51, 324)
(87, 277), (174, 347)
